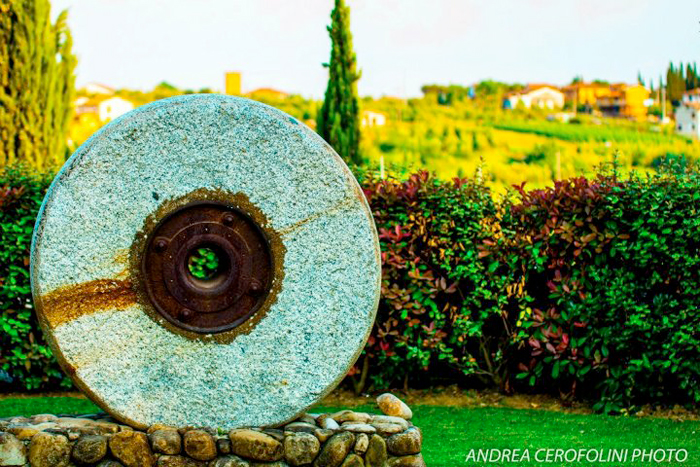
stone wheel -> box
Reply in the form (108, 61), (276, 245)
(31, 95), (381, 429)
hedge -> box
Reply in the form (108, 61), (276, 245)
(2, 165), (700, 413)
(0, 167), (67, 390)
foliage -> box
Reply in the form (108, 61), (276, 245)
(0, 0), (76, 170)
(666, 62), (698, 105)
(357, 171), (515, 392)
(357, 167), (700, 412)
(485, 168), (700, 413)
(316, 0), (362, 165)
(187, 247), (221, 280)
(0, 166), (68, 390)
(3, 164), (700, 415)
(68, 82), (699, 195)
(493, 120), (686, 145)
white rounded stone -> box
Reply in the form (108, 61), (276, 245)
(31, 95), (381, 429)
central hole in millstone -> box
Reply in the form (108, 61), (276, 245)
(186, 245), (223, 281)
(140, 199), (275, 334)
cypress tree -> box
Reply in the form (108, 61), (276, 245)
(0, 0), (76, 170)
(317, 0), (362, 166)
(686, 62), (698, 91)
(637, 71), (644, 86)
(666, 63), (684, 104)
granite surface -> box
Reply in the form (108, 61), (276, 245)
(30, 95), (381, 429)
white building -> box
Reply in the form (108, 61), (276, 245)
(682, 88), (700, 104)
(75, 96), (134, 122)
(361, 110), (387, 127)
(503, 85), (565, 110)
(676, 89), (700, 139)
(98, 96), (134, 122)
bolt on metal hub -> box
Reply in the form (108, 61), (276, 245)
(141, 201), (272, 334)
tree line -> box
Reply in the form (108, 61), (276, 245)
(665, 62), (699, 105)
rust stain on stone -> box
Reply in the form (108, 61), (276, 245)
(113, 248), (130, 265)
(40, 279), (137, 328)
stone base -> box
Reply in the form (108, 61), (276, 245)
(0, 395), (425, 467)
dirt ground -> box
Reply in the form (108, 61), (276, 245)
(4, 386), (699, 421)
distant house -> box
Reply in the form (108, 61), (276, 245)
(248, 88), (289, 101)
(75, 96), (134, 122)
(74, 96), (98, 116)
(562, 82), (611, 108)
(596, 84), (650, 120)
(676, 89), (700, 139)
(361, 110), (387, 127)
(82, 82), (115, 96)
(682, 88), (700, 104)
(503, 85), (564, 110)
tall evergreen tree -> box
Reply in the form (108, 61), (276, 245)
(0, 0), (76, 169)
(666, 63), (685, 104)
(317, 0), (361, 166)
(686, 62), (698, 91)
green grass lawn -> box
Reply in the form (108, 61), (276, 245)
(2, 397), (699, 466)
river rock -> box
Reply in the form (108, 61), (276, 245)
(284, 432), (320, 466)
(147, 424), (177, 435)
(371, 423), (405, 436)
(340, 453), (364, 467)
(364, 435), (387, 467)
(28, 432), (70, 467)
(150, 428), (181, 455)
(183, 429), (216, 461)
(321, 417), (340, 431)
(283, 422), (318, 434)
(313, 432), (354, 467)
(314, 429), (335, 443)
(31, 415), (58, 424)
(340, 423), (376, 434)
(157, 455), (206, 467)
(210, 456), (250, 467)
(387, 454), (426, 467)
(332, 411), (371, 424)
(353, 434), (369, 455)
(0, 432), (26, 466)
(8, 422), (57, 440)
(386, 428), (421, 456)
(296, 414), (317, 425)
(109, 431), (155, 467)
(370, 416), (409, 430)
(97, 461), (125, 467)
(229, 429), (283, 462)
(376, 394), (412, 420)
(72, 434), (108, 463)
(263, 430), (285, 443)
(216, 438), (232, 455)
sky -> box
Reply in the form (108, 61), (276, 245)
(52, 0), (699, 98)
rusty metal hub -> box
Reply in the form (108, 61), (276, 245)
(141, 201), (272, 333)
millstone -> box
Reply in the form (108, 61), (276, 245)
(30, 95), (381, 429)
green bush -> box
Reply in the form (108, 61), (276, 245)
(487, 170), (700, 412)
(0, 167), (68, 389)
(355, 172), (515, 393)
(2, 164), (700, 414)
